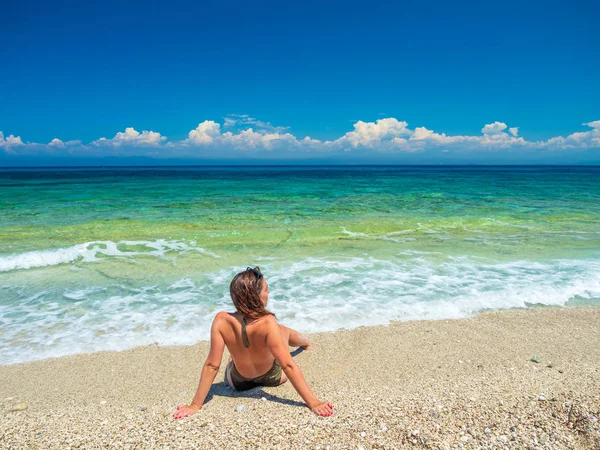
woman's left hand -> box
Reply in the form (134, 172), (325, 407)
(172, 404), (200, 419)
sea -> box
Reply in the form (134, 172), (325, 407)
(1, 166), (599, 365)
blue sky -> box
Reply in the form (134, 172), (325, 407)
(1, 0), (599, 164)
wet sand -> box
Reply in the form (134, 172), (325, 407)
(1, 306), (599, 449)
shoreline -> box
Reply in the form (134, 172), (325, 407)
(2, 303), (597, 369)
(2, 305), (599, 449)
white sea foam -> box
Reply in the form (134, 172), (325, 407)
(1, 255), (599, 365)
(0, 239), (219, 272)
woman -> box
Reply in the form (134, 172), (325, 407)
(173, 267), (334, 418)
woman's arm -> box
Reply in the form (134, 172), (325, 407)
(173, 313), (226, 419)
(265, 318), (333, 416)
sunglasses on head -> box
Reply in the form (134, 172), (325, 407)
(246, 266), (263, 278)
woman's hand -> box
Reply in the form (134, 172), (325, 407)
(311, 401), (334, 417)
(172, 404), (200, 419)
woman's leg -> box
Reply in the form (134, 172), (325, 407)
(279, 324), (312, 350)
(225, 360), (236, 390)
(275, 325), (310, 385)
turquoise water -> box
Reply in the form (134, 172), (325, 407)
(1, 166), (599, 365)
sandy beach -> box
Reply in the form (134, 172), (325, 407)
(1, 306), (599, 449)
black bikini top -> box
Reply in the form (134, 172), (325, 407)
(241, 317), (250, 348)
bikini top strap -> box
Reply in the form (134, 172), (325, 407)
(241, 317), (250, 348)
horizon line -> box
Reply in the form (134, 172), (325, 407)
(2, 163), (600, 169)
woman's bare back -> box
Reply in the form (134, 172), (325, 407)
(218, 312), (278, 378)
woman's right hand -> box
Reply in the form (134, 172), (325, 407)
(311, 401), (334, 416)
(172, 404), (200, 419)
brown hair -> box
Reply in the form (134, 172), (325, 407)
(229, 267), (274, 320)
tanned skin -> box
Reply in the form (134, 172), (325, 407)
(173, 279), (333, 418)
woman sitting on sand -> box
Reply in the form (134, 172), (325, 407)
(173, 266), (334, 418)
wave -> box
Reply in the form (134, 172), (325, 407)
(1, 255), (599, 365)
(0, 239), (220, 272)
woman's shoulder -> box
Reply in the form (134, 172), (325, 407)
(213, 311), (277, 327)
(254, 314), (278, 330)
(213, 311), (236, 324)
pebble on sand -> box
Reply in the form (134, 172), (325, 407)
(9, 402), (28, 412)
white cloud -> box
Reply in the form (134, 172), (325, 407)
(223, 114), (289, 133)
(411, 127), (477, 149)
(186, 121), (222, 145)
(410, 127), (437, 141)
(183, 120), (302, 151)
(335, 118), (410, 148)
(481, 121), (508, 135)
(541, 121), (600, 149)
(409, 127), (462, 144)
(6, 136), (24, 146)
(223, 117), (237, 128)
(221, 128), (262, 148)
(585, 120), (600, 130)
(0, 132), (25, 152)
(221, 128), (301, 151)
(3, 117), (600, 157)
(479, 133), (528, 148)
(0, 131), (24, 146)
(48, 138), (82, 148)
(401, 122), (531, 150)
(93, 127), (166, 147)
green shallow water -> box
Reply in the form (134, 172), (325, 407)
(2, 166), (599, 257)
